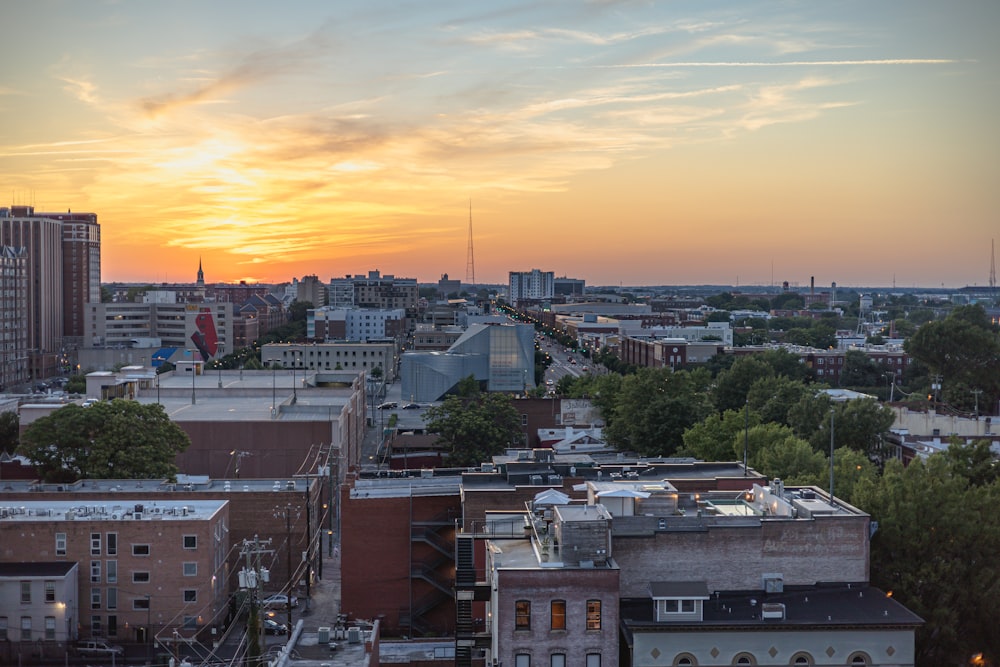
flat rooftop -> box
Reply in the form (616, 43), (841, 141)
(0, 477), (320, 494)
(0, 499), (227, 522)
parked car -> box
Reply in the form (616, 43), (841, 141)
(401, 402), (422, 410)
(263, 618), (288, 635)
(262, 593), (299, 608)
(377, 402), (397, 410)
(76, 640), (125, 657)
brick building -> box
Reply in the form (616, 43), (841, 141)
(0, 499), (228, 648)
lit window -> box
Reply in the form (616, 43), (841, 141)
(550, 600), (566, 630)
(515, 600), (531, 630)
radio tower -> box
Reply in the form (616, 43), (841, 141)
(466, 200), (476, 288)
(990, 238), (996, 298)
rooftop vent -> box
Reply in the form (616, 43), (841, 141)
(761, 602), (786, 620)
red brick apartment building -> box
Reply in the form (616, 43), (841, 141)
(0, 476), (329, 614)
(0, 499), (227, 649)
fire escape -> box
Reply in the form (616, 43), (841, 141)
(400, 509), (456, 636)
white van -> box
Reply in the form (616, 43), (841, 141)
(76, 639), (125, 657)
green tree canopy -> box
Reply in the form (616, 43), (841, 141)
(746, 376), (813, 426)
(604, 368), (713, 457)
(853, 455), (1000, 665)
(18, 400), (190, 482)
(713, 356), (775, 413)
(680, 408), (759, 463)
(0, 410), (19, 453)
(424, 386), (523, 467)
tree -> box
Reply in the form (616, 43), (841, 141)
(680, 408), (759, 463)
(746, 376), (813, 426)
(424, 390), (523, 467)
(65, 374), (87, 394)
(839, 349), (882, 388)
(604, 368), (713, 457)
(749, 427), (827, 484)
(18, 400), (190, 482)
(0, 410), (18, 453)
(853, 456), (1000, 665)
(713, 356), (775, 413)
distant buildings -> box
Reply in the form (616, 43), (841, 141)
(1, 205), (100, 382)
(509, 269), (554, 306)
(400, 323), (535, 401)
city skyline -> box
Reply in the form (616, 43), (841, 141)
(1, 1), (997, 288)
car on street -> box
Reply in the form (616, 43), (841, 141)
(377, 402), (397, 410)
(402, 402), (422, 409)
(261, 593), (299, 609)
(76, 640), (125, 657)
(263, 618), (288, 635)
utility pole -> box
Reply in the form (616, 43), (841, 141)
(274, 504), (300, 629)
(238, 536), (273, 667)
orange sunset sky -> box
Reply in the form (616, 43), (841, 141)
(1, 1), (997, 288)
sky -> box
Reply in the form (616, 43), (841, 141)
(1, 1), (997, 289)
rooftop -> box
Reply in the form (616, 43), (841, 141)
(0, 499), (227, 522)
(0, 562), (77, 577)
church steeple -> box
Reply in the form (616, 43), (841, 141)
(196, 257), (205, 287)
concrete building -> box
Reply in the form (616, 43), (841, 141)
(0, 561), (79, 663)
(297, 275), (327, 307)
(508, 269), (554, 306)
(308, 307), (406, 343)
(0, 246), (29, 391)
(400, 323), (535, 402)
(0, 499), (229, 647)
(553, 276), (585, 297)
(262, 342), (397, 382)
(84, 301), (234, 361)
(0, 207), (65, 376)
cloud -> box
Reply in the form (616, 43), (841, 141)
(601, 58), (962, 69)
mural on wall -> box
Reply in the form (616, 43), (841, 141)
(190, 308), (219, 361)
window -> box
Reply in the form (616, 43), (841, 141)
(133, 597), (150, 611)
(91, 616), (102, 637)
(673, 656), (697, 667)
(20, 581), (30, 603)
(550, 600), (566, 630)
(107, 615), (118, 637)
(551, 654), (566, 667)
(515, 600), (531, 630)
(132, 572), (150, 584)
(106, 560), (117, 584)
(515, 655), (530, 667)
(91, 560), (102, 583)
(183, 535), (197, 550)
(681, 599), (695, 612)
(183, 562), (197, 577)
(55, 533), (66, 556)
(106, 533), (117, 556)
(132, 544), (150, 557)
(586, 655), (601, 667)
(848, 654), (872, 666)
(91, 588), (102, 610)
(790, 654), (813, 666)
(183, 590), (197, 603)
(91, 532), (102, 556)
(586, 600), (601, 630)
(44, 581), (56, 603)
(183, 616), (198, 630)
(45, 616), (56, 640)
(107, 588), (117, 610)
(0, 617), (7, 640)
(21, 617), (31, 641)
(733, 654), (756, 665)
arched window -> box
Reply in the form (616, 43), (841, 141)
(789, 653), (814, 666)
(732, 653), (757, 665)
(673, 654), (698, 666)
(847, 653), (872, 666)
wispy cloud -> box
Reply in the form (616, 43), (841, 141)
(602, 58), (963, 68)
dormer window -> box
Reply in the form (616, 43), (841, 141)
(650, 581), (709, 622)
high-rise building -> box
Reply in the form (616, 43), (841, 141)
(0, 246), (29, 390)
(508, 269), (554, 306)
(37, 211), (101, 346)
(0, 207), (65, 363)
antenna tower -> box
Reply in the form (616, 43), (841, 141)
(465, 200), (476, 287)
(990, 238), (996, 297)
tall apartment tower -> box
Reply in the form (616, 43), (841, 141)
(508, 269), (554, 306)
(0, 207), (65, 361)
(0, 246), (29, 390)
(35, 210), (101, 345)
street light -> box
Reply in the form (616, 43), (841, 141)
(186, 350), (199, 405)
